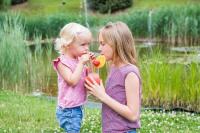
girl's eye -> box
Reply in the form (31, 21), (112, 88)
(81, 43), (87, 46)
(81, 43), (90, 47)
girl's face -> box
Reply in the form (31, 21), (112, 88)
(68, 33), (91, 58)
(98, 32), (113, 61)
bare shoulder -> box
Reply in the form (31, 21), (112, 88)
(126, 72), (139, 81)
(125, 72), (140, 89)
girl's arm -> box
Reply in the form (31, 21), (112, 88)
(85, 72), (140, 122)
(57, 54), (89, 86)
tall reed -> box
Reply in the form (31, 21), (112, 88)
(0, 14), (29, 91)
(140, 47), (200, 111)
(0, 14), (53, 93)
(150, 5), (200, 46)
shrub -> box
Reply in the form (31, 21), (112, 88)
(11, 0), (27, 5)
(87, 0), (133, 14)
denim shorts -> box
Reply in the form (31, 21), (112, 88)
(56, 106), (83, 133)
(126, 129), (136, 133)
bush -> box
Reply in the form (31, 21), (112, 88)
(11, 0), (27, 5)
(87, 0), (133, 14)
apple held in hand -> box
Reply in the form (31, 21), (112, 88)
(85, 73), (101, 85)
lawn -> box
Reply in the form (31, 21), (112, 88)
(11, 0), (82, 16)
(132, 0), (199, 10)
(10, 0), (200, 16)
(0, 90), (200, 133)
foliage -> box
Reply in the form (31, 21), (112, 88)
(87, 0), (133, 14)
(110, 5), (200, 45)
(0, 13), (28, 89)
(1, 4), (200, 45)
(138, 46), (200, 112)
(11, 0), (27, 5)
(1, 4), (199, 45)
(0, 13), (53, 93)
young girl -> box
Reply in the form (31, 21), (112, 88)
(85, 22), (142, 133)
(53, 22), (92, 133)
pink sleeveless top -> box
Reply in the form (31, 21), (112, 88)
(53, 54), (87, 108)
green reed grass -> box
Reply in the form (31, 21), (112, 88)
(0, 14), (28, 91)
(28, 36), (53, 93)
(0, 14), (53, 93)
(140, 47), (200, 111)
(151, 5), (200, 46)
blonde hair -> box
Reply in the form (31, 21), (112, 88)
(55, 22), (91, 52)
(99, 21), (137, 65)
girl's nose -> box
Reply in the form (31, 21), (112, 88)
(85, 45), (89, 51)
(98, 45), (102, 51)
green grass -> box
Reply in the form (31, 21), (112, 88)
(10, 0), (200, 16)
(0, 90), (59, 133)
(0, 90), (200, 133)
(11, 0), (82, 16)
(132, 0), (199, 10)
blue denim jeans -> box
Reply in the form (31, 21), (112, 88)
(126, 129), (136, 133)
(56, 106), (83, 133)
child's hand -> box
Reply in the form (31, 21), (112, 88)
(79, 54), (90, 64)
(84, 76), (106, 102)
(89, 52), (96, 60)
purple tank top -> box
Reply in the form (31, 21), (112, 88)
(102, 64), (142, 133)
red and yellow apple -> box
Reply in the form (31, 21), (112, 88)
(85, 73), (101, 85)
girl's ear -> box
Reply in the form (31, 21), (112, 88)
(62, 44), (69, 50)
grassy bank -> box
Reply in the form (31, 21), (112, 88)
(132, 0), (199, 10)
(3, 4), (200, 45)
(0, 90), (200, 132)
(10, 0), (82, 16)
(9, 0), (200, 16)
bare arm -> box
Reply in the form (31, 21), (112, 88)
(58, 54), (90, 86)
(85, 72), (140, 122)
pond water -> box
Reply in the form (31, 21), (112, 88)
(31, 42), (200, 98)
